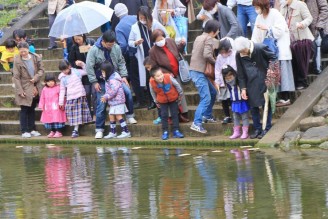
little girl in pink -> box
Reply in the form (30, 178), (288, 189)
(39, 74), (67, 138)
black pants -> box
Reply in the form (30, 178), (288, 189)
(20, 98), (37, 133)
(160, 101), (179, 132)
(129, 55), (147, 104)
(221, 99), (231, 117)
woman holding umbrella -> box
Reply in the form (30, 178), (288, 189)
(280, 0), (314, 90)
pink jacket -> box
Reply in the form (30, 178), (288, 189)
(214, 50), (237, 87)
(103, 72), (126, 106)
(58, 66), (87, 105)
(39, 85), (67, 123)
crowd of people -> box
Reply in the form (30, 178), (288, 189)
(6, 0), (328, 140)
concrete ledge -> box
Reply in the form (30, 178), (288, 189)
(257, 68), (328, 147)
(0, 135), (259, 147)
(0, 2), (47, 45)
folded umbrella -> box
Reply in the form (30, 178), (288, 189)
(49, 1), (114, 38)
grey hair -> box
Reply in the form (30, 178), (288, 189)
(234, 36), (251, 52)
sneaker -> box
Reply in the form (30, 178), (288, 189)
(95, 131), (103, 139)
(190, 123), (207, 134)
(47, 131), (55, 138)
(153, 117), (162, 125)
(117, 131), (131, 139)
(127, 117), (137, 124)
(22, 132), (31, 138)
(30, 130), (41, 137)
(296, 86), (305, 90)
(71, 130), (79, 138)
(104, 132), (117, 139)
(222, 117), (232, 124)
(173, 130), (184, 138)
(276, 99), (291, 107)
(53, 131), (63, 138)
(202, 116), (217, 123)
(162, 131), (169, 140)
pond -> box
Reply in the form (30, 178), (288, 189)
(0, 144), (328, 218)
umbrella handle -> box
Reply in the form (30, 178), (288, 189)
(262, 90), (269, 131)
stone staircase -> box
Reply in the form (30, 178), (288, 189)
(0, 2), (320, 141)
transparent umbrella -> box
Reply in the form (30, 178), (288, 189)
(49, 1), (114, 38)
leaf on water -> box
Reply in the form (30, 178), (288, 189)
(247, 148), (260, 151)
(46, 144), (55, 147)
(46, 145), (58, 148)
(178, 153), (191, 157)
(15, 146), (23, 148)
(132, 147), (142, 150)
(240, 146), (252, 148)
(211, 150), (223, 153)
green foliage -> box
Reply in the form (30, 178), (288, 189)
(0, 10), (16, 29)
(2, 100), (13, 108)
(223, 128), (232, 136)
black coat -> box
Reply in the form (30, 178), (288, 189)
(68, 38), (95, 85)
(236, 43), (277, 108)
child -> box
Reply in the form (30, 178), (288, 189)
(196, 6), (213, 29)
(0, 39), (19, 71)
(222, 65), (250, 139)
(12, 29), (36, 53)
(149, 66), (184, 140)
(39, 74), (66, 138)
(215, 38), (237, 124)
(58, 60), (92, 138)
(100, 61), (131, 139)
(144, 56), (162, 125)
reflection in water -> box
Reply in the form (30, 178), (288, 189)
(0, 145), (328, 218)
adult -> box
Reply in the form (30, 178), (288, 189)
(86, 30), (137, 139)
(128, 6), (168, 110)
(40, 0), (66, 50)
(280, 0), (314, 90)
(96, 0), (111, 33)
(251, 0), (295, 105)
(12, 42), (44, 138)
(304, 0), (328, 74)
(12, 29), (36, 53)
(234, 37), (277, 139)
(152, 0), (186, 23)
(68, 34), (96, 117)
(227, 0), (258, 37)
(189, 20), (220, 134)
(149, 29), (189, 122)
(109, 0), (149, 31)
(202, 0), (243, 39)
(114, 3), (145, 109)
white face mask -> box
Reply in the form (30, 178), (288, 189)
(255, 9), (262, 15)
(140, 20), (147, 25)
(156, 39), (166, 47)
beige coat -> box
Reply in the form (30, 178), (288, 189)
(13, 54), (44, 107)
(48, 0), (66, 15)
(189, 33), (216, 73)
(305, 0), (328, 35)
(280, 0), (314, 41)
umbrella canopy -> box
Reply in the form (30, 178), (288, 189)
(49, 1), (114, 38)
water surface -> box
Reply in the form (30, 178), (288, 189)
(0, 144), (328, 218)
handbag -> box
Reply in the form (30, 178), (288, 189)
(263, 29), (279, 57)
(204, 62), (215, 81)
(178, 53), (191, 84)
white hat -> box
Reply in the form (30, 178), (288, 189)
(114, 3), (128, 18)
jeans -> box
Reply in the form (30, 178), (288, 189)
(95, 82), (134, 132)
(237, 5), (258, 37)
(251, 106), (272, 132)
(160, 101), (179, 132)
(20, 98), (37, 133)
(190, 70), (217, 125)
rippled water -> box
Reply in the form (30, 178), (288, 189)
(1, 145), (328, 218)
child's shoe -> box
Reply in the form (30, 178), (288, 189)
(162, 131), (169, 140)
(53, 131), (63, 138)
(240, 126), (249, 139)
(173, 130), (184, 138)
(47, 131), (55, 138)
(117, 131), (131, 139)
(31, 130), (41, 137)
(153, 117), (162, 125)
(71, 130), (79, 138)
(104, 132), (117, 139)
(22, 132), (31, 138)
(230, 126), (241, 139)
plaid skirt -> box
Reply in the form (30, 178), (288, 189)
(65, 96), (92, 126)
(44, 122), (65, 130)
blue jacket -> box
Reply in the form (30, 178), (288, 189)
(115, 15), (137, 55)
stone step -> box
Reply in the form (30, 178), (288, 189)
(0, 96), (15, 107)
(42, 59), (63, 71)
(24, 27), (102, 39)
(0, 84), (14, 95)
(188, 29), (203, 42)
(25, 17), (49, 28)
(36, 48), (63, 60)
(0, 120), (235, 137)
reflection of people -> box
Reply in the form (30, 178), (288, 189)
(13, 42), (44, 138)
